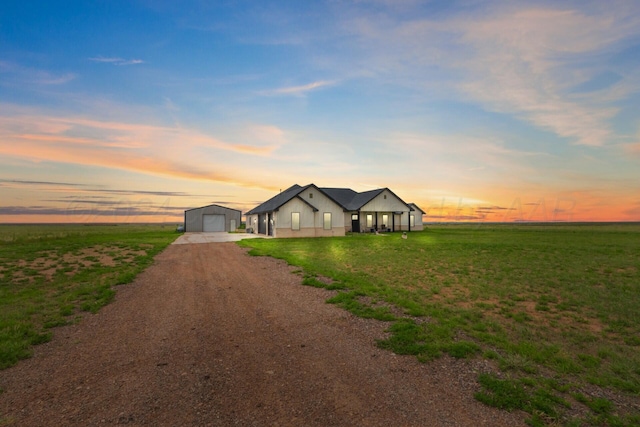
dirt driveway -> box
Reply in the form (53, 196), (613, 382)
(0, 242), (525, 426)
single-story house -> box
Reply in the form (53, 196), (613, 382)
(245, 184), (424, 238)
(184, 204), (242, 232)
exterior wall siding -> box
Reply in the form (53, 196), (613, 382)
(359, 190), (410, 212)
(246, 214), (257, 233)
(185, 205), (241, 232)
(357, 190), (411, 232)
(270, 191), (346, 238)
(344, 212), (355, 232)
(246, 186), (421, 238)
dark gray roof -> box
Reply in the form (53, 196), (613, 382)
(408, 203), (425, 214)
(321, 187), (385, 211)
(244, 184), (308, 215)
(245, 184), (413, 215)
(185, 203), (241, 213)
(317, 187), (357, 209)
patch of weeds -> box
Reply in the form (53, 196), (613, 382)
(551, 355), (583, 375)
(29, 331), (51, 345)
(326, 291), (395, 321)
(301, 275), (328, 288)
(475, 373), (564, 426)
(59, 304), (74, 316)
(114, 271), (137, 285)
(80, 285), (115, 313)
(43, 317), (69, 329)
(536, 295), (558, 312)
(445, 340), (480, 358)
(475, 373), (530, 411)
(499, 353), (538, 374)
(507, 311), (533, 323)
(301, 273), (345, 290)
(535, 302), (551, 312)
(0, 323), (51, 369)
(577, 353), (601, 370)
(22, 268), (39, 277)
(474, 301), (495, 310)
(624, 335), (640, 346)
(571, 392), (631, 426)
(377, 319), (441, 360)
(484, 349), (500, 360)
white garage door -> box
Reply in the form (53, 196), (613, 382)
(203, 214), (225, 232)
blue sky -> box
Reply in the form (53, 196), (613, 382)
(1, 0), (639, 223)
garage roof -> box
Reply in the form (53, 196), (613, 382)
(185, 204), (241, 213)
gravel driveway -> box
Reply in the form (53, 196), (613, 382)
(172, 232), (268, 244)
(0, 242), (526, 426)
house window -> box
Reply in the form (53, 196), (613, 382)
(323, 212), (331, 230)
(309, 193), (313, 199)
(366, 214), (373, 228)
(292, 212), (300, 230)
(351, 214), (358, 220)
(384, 195), (387, 199)
(410, 214), (415, 227)
(382, 214), (388, 227)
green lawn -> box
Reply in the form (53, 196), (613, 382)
(0, 224), (177, 371)
(238, 224), (640, 427)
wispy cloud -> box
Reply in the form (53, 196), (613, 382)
(89, 56), (145, 66)
(0, 60), (76, 85)
(0, 182), (201, 198)
(0, 104), (283, 191)
(0, 205), (182, 217)
(624, 143), (640, 155)
(260, 80), (336, 96)
(340, 3), (640, 147)
(0, 178), (89, 188)
(452, 6), (639, 146)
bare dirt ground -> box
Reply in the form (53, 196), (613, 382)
(0, 242), (526, 426)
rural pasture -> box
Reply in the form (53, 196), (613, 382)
(1, 223), (638, 426)
(239, 224), (640, 426)
(0, 225), (176, 370)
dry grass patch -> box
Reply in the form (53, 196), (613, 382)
(0, 224), (177, 370)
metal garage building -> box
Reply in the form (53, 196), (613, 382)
(184, 204), (242, 232)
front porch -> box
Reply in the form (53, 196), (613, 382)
(349, 211), (411, 233)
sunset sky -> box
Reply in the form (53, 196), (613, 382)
(1, 0), (640, 224)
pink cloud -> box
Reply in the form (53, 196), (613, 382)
(624, 143), (640, 154)
(260, 80), (336, 96)
(0, 108), (284, 191)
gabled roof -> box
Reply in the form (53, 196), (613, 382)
(245, 184), (413, 215)
(321, 187), (385, 211)
(408, 203), (425, 214)
(244, 184), (308, 215)
(185, 203), (241, 213)
(317, 187), (357, 208)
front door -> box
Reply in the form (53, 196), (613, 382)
(351, 213), (360, 233)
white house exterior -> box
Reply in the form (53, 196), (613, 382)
(245, 184), (424, 238)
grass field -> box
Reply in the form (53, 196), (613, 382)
(238, 224), (640, 427)
(0, 224), (176, 371)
